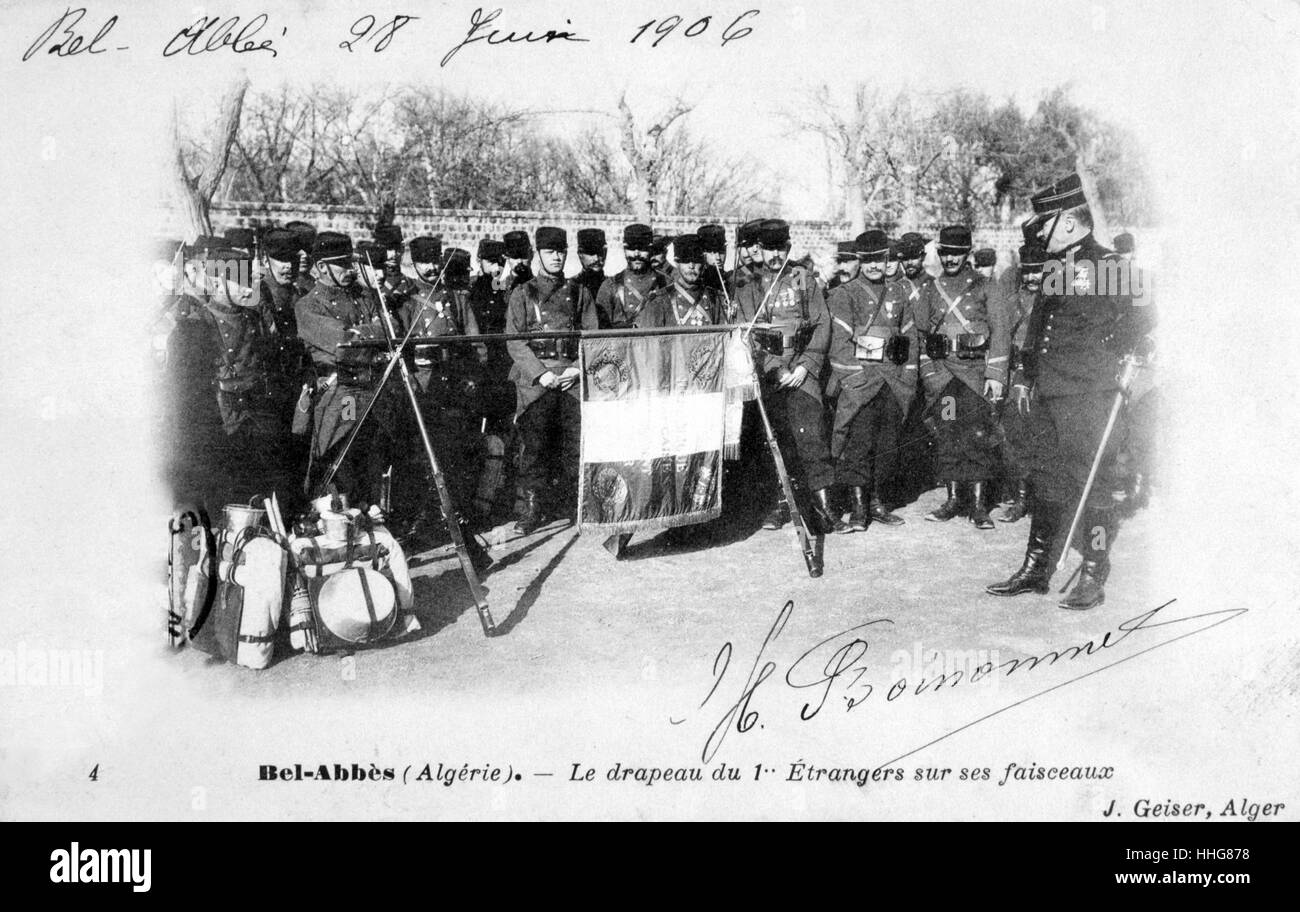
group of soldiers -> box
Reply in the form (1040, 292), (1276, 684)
(152, 169), (1155, 611)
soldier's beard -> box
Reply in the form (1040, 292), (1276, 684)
(627, 256), (649, 273)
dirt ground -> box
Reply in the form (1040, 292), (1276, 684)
(3, 469), (1294, 821)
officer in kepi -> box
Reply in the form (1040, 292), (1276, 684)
(916, 225), (1011, 530)
(733, 218), (837, 534)
(987, 173), (1141, 610)
(505, 226), (600, 534)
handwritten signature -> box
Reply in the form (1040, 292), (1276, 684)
(162, 14), (283, 58)
(676, 597), (1246, 764)
(441, 6), (588, 68)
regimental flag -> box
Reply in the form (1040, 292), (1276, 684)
(579, 332), (727, 533)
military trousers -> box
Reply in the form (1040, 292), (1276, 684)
(763, 387), (834, 492)
(834, 387), (903, 489)
(927, 379), (999, 481)
(1022, 389), (1126, 508)
(516, 387), (582, 499)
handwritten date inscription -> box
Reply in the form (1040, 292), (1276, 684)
(23, 7), (124, 61)
(441, 7), (589, 68)
(631, 10), (759, 48)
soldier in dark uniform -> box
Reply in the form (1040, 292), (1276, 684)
(250, 227), (312, 506)
(467, 238), (516, 429)
(973, 247), (998, 280)
(595, 224), (668, 328)
(158, 240), (227, 504)
(294, 232), (395, 512)
(196, 244), (298, 504)
(640, 235), (724, 328)
(888, 231), (937, 506)
(505, 227), (600, 534)
(502, 229), (534, 287)
(996, 243), (1047, 523)
(735, 219), (764, 281)
(825, 231), (919, 531)
(897, 233), (931, 285)
(574, 228), (608, 304)
(986, 174), (1142, 610)
(916, 226), (1011, 530)
(733, 219), (837, 533)
(284, 221), (317, 296)
(650, 233), (672, 276)
(444, 247), (472, 292)
(224, 227), (256, 257)
(373, 224), (419, 301)
(885, 239), (902, 281)
(697, 224), (734, 312)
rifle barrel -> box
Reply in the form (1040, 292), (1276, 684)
(337, 324), (748, 349)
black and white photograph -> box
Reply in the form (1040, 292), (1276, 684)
(0, 0), (1296, 845)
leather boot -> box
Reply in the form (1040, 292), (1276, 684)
(925, 482), (962, 522)
(515, 490), (545, 536)
(841, 486), (869, 532)
(999, 479), (1029, 523)
(761, 500), (788, 530)
(811, 488), (845, 535)
(968, 481), (995, 530)
(869, 489), (904, 526)
(986, 502), (1059, 596)
(1060, 507), (1112, 610)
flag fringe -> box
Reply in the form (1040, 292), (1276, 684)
(579, 505), (722, 535)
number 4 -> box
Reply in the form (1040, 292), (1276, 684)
(89, 764), (99, 781)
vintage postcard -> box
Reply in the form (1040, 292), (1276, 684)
(0, 0), (1296, 823)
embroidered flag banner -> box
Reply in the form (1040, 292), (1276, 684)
(579, 332), (726, 533)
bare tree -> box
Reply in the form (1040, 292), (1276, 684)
(618, 93), (693, 221)
(172, 75), (249, 239)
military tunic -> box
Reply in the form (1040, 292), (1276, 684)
(915, 266), (1011, 481)
(1016, 234), (1138, 506)
(594, 269), (668, 328)
(469, 272), (516, 427)
(506, 273), (599, 498)
(639, 281), (724, 328)
(574, 269), (607, 312)
(999, 281), (1041, 479)
(295, 279), (396, 505)
(732, 261), (834, 492)
(825, 276), (919, 490)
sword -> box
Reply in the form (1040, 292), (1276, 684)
(1056, 355), (1142, 576)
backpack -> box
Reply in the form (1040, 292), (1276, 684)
(287, 520), (417, 654)
(172, 503), (290, 670)
(210, 528), (289, 669)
